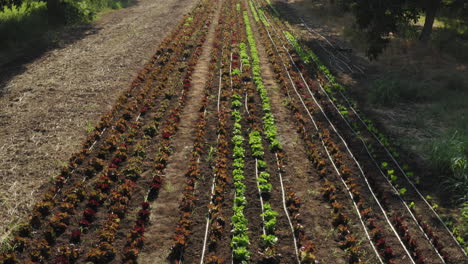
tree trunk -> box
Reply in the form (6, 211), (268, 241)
(419, 0), (441, 43)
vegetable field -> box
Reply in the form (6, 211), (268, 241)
(1, 0), (467, 263)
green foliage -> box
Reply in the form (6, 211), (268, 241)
(261, 234), (278, 248)
(0, 1), (47, 48)
(249, 1), (259, 22)
(0, 0), (132, 54)
(342, 0), (419, 58)
(399, 188), (407, 196)
(232, 68), (242, 76)
(232, 246), (251, 262)
(265, 0), (279, 17)
(257, 7), (269, 26)
(338, 0), (467, 58)
(257, 159), (267, 169)
(430, 131), (468, 202)
(367, 74), (431, 106)
(230, 89), (251, 262)
(249, 131), (264, 158)
(259, 182), (272, 193)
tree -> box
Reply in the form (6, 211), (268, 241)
(339, 0), (466, 58)
(418, 0), (442, 43)
(347, 0), (418, 59)
(0, 0), (24, 10)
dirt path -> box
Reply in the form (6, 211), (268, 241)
(0, 0), (198, 242)
(137, 1), (223, 263)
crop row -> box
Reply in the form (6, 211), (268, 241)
(243, 11), (280, 259)
(242, 4), (318, 263)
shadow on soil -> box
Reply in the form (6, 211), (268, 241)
(0, 0), (139, 96)
(0, 23), (100, 96)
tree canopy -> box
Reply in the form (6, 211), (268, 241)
(339, 0), (467, 59)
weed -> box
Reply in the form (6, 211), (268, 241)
(429, 130), (468, 203)
(206, 145), (215, 163)
(307, 188), (318, 197)
(0, 234), (16, 252)
(164, 181), (173, 193)
(367, 78), (401, 106)
(367, 74), (430, 106)
(85, 120), (94, 133)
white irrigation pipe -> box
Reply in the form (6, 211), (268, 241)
(254, 160), (267, 236)
(244, 92), (250, 115)
(200, 49), (225, 264)
(274, 153), (301, 264)
(258, 9), (384, 263)
(199, 172), (218, 264)
(217, 68), (223, 113)
(314, 81), (447, 262)
(230, 52), (234, 91)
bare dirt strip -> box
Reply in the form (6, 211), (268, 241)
(0, 0), (198, 242)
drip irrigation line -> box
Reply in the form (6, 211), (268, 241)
(244, 91), (250, 115)
(200, 52), (224, 264)
(230, 52), (234, 90)
(254, 160), (267, 236)
(200, 172), (217, 264)
(217, 68), (222, 113)
(274, 153), (301, 264)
